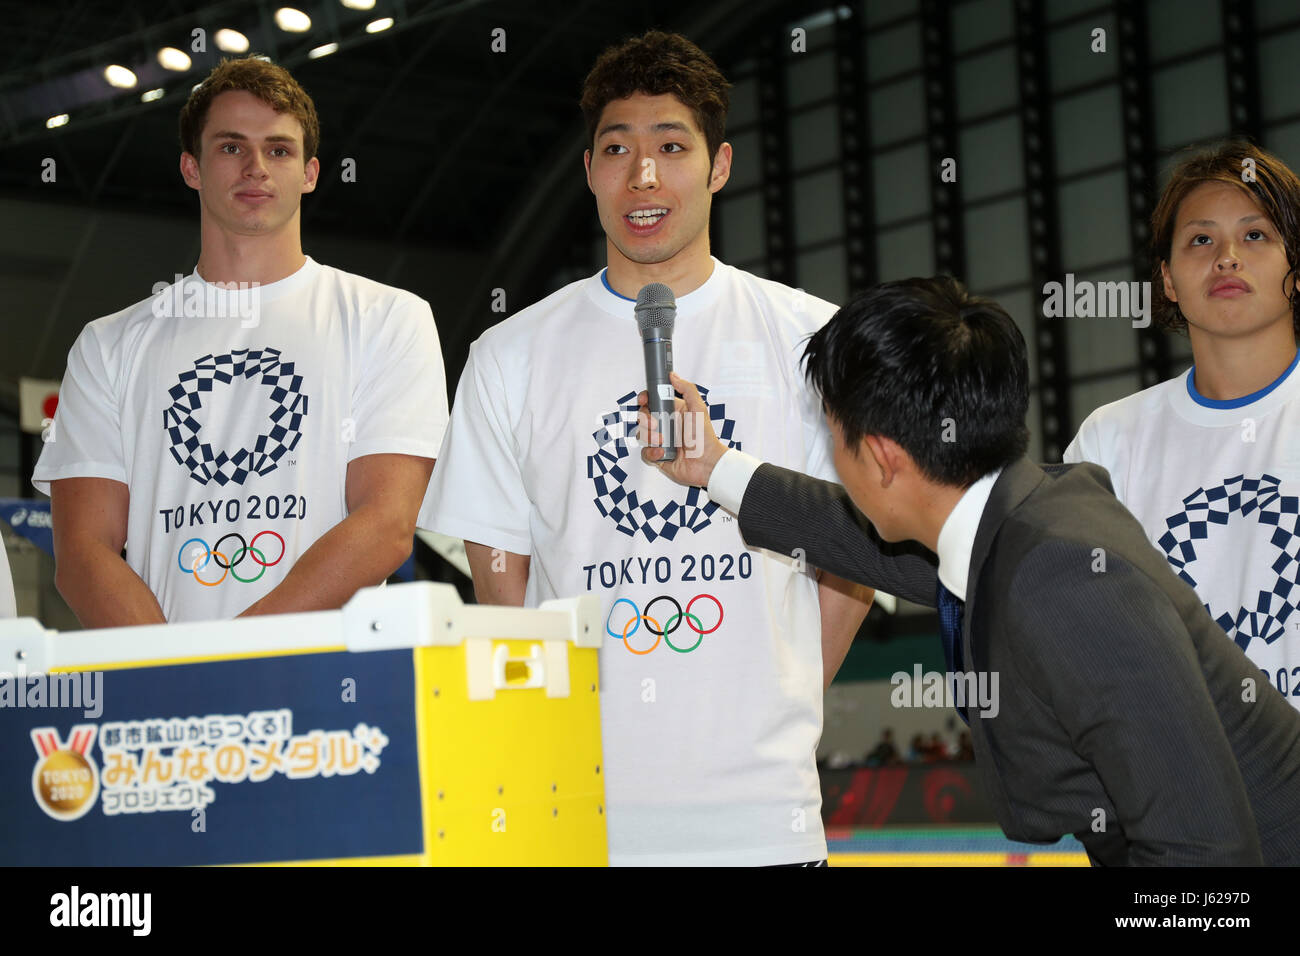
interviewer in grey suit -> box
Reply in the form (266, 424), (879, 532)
(638, 275), (1300, 866)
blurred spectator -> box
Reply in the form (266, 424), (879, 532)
(907, 733), (926, 762)
(925, 732), (950, 761)
(865, 728), (902, 767)
(956, 730), (974, 761)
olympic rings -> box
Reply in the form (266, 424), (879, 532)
(178, 530), (285, 586)
(605, 594), (723, 654)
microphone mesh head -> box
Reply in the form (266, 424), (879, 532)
(634, 282), (676, 334)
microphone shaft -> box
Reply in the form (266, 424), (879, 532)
(642, 334), (676, 461)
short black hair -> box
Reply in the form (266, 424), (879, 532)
(803, 276), (1030, 488)
(580, 30), (730, 163)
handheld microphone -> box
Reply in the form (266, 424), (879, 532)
(635, 282), (677, 461)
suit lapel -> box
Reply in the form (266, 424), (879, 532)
(960, 456), (1048, 661)
(960, 458), (1048, 824)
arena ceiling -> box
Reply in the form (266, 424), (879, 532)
(0, 0), (797, 249)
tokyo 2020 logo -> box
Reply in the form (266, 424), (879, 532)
(588, 384), (741, 541)
(163, 348), (308, 487)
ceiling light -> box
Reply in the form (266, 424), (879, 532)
(215, 29), (250, 53)
(103, 65), (137, 89)
(275, 8), (312, 32)
(158, 47), (192, 71)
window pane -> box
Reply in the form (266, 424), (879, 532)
(876, 221), (933, 280)
(1048, 14), (1118, 92)
(873, 142), (930, 223)
(960, 115), (1024, 201)
(871, 75), (925, 146)
(952, 0), (1013, 54)
(1153, 55), (1229, 150)
(791, 105), (839, 171)
(1058, 170), (1130, 271)
(955, 46), (1017, 120)
(1053, 84), (1123, 178)
(964, 196), (1029, 288)
(794, 169), (844, 245)
(867, 19), (921, 81)
(1149, 0), (1220, 61)
(798, 245), (848, 306)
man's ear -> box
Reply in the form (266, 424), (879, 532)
(708, 142), (732, 193)
(180, 152), (201, 191)
(302, 155), (320, 193)
(863, 434), (898, 487)
(583, 148), (594, 194)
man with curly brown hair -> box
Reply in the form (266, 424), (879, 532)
(34, 56), (448, 626)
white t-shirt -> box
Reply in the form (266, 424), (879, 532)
(1065, 355), (1300, 709)
(33, 257), (448, 623)
(421, 259), (840, 866)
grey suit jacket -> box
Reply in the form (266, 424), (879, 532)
(739, 456), (1300, 865)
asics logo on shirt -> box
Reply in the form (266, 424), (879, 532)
(588, 383), (741, 540)
(163, 348), (308, 486)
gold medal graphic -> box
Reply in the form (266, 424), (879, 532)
(31, 726), (100, 821)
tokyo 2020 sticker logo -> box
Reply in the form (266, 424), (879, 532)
(587, 384), (741, 541)
(163, 348), (308, 486)
(31, 726), (99, 822)
(1158, 473), (1300, 649)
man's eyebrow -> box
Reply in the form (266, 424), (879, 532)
(1181, 214), (1267, 228)
(208, 131), (299, 145)
(595, 121), (693, 139)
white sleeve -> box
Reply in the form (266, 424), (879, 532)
(31, 323), (127, 496)
(348, 295), (448, 463)
(706, 449), (763, 515)
(0, 537), (15, 618)
(417, 339), (532, 555)
(1063, 413), (1101, 465)
(797, 303), (839, 482)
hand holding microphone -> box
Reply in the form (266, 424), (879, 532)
(636, 371), (727, 489)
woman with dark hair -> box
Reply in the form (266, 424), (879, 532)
(1065, 141), (1300, 707)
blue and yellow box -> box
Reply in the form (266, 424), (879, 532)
(0, 583), (606, 865)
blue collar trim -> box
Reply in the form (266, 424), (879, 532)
(600, 270), (636, 302)
(1186, 349), (1300, 409)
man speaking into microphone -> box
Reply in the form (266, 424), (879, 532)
(420, 31), (873, 866)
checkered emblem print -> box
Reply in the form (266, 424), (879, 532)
(588, 383), (741, 541)
(163, 348), (308, 486)
(1157, 473), (1300, 650)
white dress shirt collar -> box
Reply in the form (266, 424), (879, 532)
(935, 468), (1003, 601)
